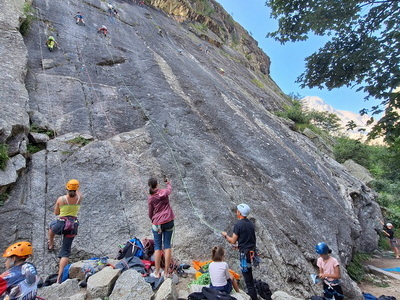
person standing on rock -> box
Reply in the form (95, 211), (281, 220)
(0, 241), (39, 300)
(147, 176), (175, 278)
(315, 242), (344, 300)
(48, 179), (83, 283)
(380, 220), (400, 259)
(222, 203), (257, 300)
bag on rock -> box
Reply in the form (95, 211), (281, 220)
(255, 279), (272, 300)
(117, 237), (144, 259)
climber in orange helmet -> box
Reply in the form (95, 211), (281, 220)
(48, 179), (83, 283)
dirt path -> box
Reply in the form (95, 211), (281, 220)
(358, 254), (400, 298)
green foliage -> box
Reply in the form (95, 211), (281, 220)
(20, 2), (35, 36)
(266, 0), (400, 145)
(67, 137), (91, 147)
(194, 0), (215, 17)
(251, 78), (264, 88)
(0, 144), (9, 170)
(191, 22), (208, 33)
(309, 111), (342, 134)
(0, 192), (8, 206)
(30, 124), (55, 138)
(333, 137), (370, 167)
(27, 144), (42, 154)
(346, 252), (370, 282)
(276, 99), (311, 126)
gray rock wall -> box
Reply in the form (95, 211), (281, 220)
(0, 0), (381, 299)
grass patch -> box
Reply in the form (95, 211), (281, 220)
(20, 2), (35, 36)
(0, 144), (9, 170)
(67, 137), (91, 147)
(0, 192), (9, 206)
(27, 144), (43, 154)
(30, 124), (55, 138)
(251, 78), (264, 88)
(191, 22), (208, 33)
(347, 252), (370, 282)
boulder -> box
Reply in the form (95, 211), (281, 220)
(37, 279), (81, 300)
(153, 278), (178, 300)
(109, 269), (153, 300)
(86, 266), (121, 299)
(343, 159), (374, 185)
(272, 291), (303, 300)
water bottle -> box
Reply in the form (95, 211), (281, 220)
(240, 252), (248, 272)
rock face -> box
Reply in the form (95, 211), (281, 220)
(0, 0), (382, 299)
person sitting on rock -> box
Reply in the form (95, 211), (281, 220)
(0, 241), (39, 300)
(209, 246), (239, 294)
(98, 25), (108, 37)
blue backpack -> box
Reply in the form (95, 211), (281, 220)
(117, 237), (144, 259)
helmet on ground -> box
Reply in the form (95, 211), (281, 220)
(66, 179), (80, 191)
(315, 242), (330, 254)
(48, 36), (55, 41)
(237, 203), (251, 217)
(3, 241), (33, 258)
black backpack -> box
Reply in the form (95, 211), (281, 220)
(255, 279), (272, 300)
(378, 296), (397, 300)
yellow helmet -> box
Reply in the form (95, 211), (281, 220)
(66, 179), (80, 191)
(3, 241), (33, 258)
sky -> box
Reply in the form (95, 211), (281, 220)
(216, 0), (376, 115)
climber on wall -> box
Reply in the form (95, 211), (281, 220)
(98, 25), (108, 37)
(46, 36), (57, 51)
(48, 179), (83, 283)
(74, 12), (85, 25)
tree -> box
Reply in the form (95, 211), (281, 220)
(309, 111), (342, 134)
(266, 0), (400, 145)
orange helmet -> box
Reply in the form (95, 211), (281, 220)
(3, 241), (33, 258)
(66, 179), (80, 191)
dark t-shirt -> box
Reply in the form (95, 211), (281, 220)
(384, 226), (395, 239)
(233, 218), (256, 252)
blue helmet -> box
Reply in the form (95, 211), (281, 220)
(315, 242), (329, 254)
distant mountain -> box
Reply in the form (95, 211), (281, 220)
(301, 96), (382, 144)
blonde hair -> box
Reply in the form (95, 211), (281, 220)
(211, 246), (225, 262)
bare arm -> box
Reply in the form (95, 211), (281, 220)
(53, 196), (63, 215)
(221, 231), (238, 244)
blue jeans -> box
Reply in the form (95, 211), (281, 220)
(152, 220), (174, 250)
(210, 278), (233, 294)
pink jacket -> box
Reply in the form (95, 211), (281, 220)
(148, 182), (175, 225)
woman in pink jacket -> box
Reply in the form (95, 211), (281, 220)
(148, 177), (175, 278)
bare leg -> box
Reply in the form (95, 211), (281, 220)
(164, 248), (172, 277)
(154, 249), (161, 277)
(57, 257), (69, 283)
(393, 245), (400, 258)
(48, 229), (55, 249)
(230, 273), (240, 292)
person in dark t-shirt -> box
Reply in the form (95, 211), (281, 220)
(222, 203), (257, 300)
(381, 220), (399, 258)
